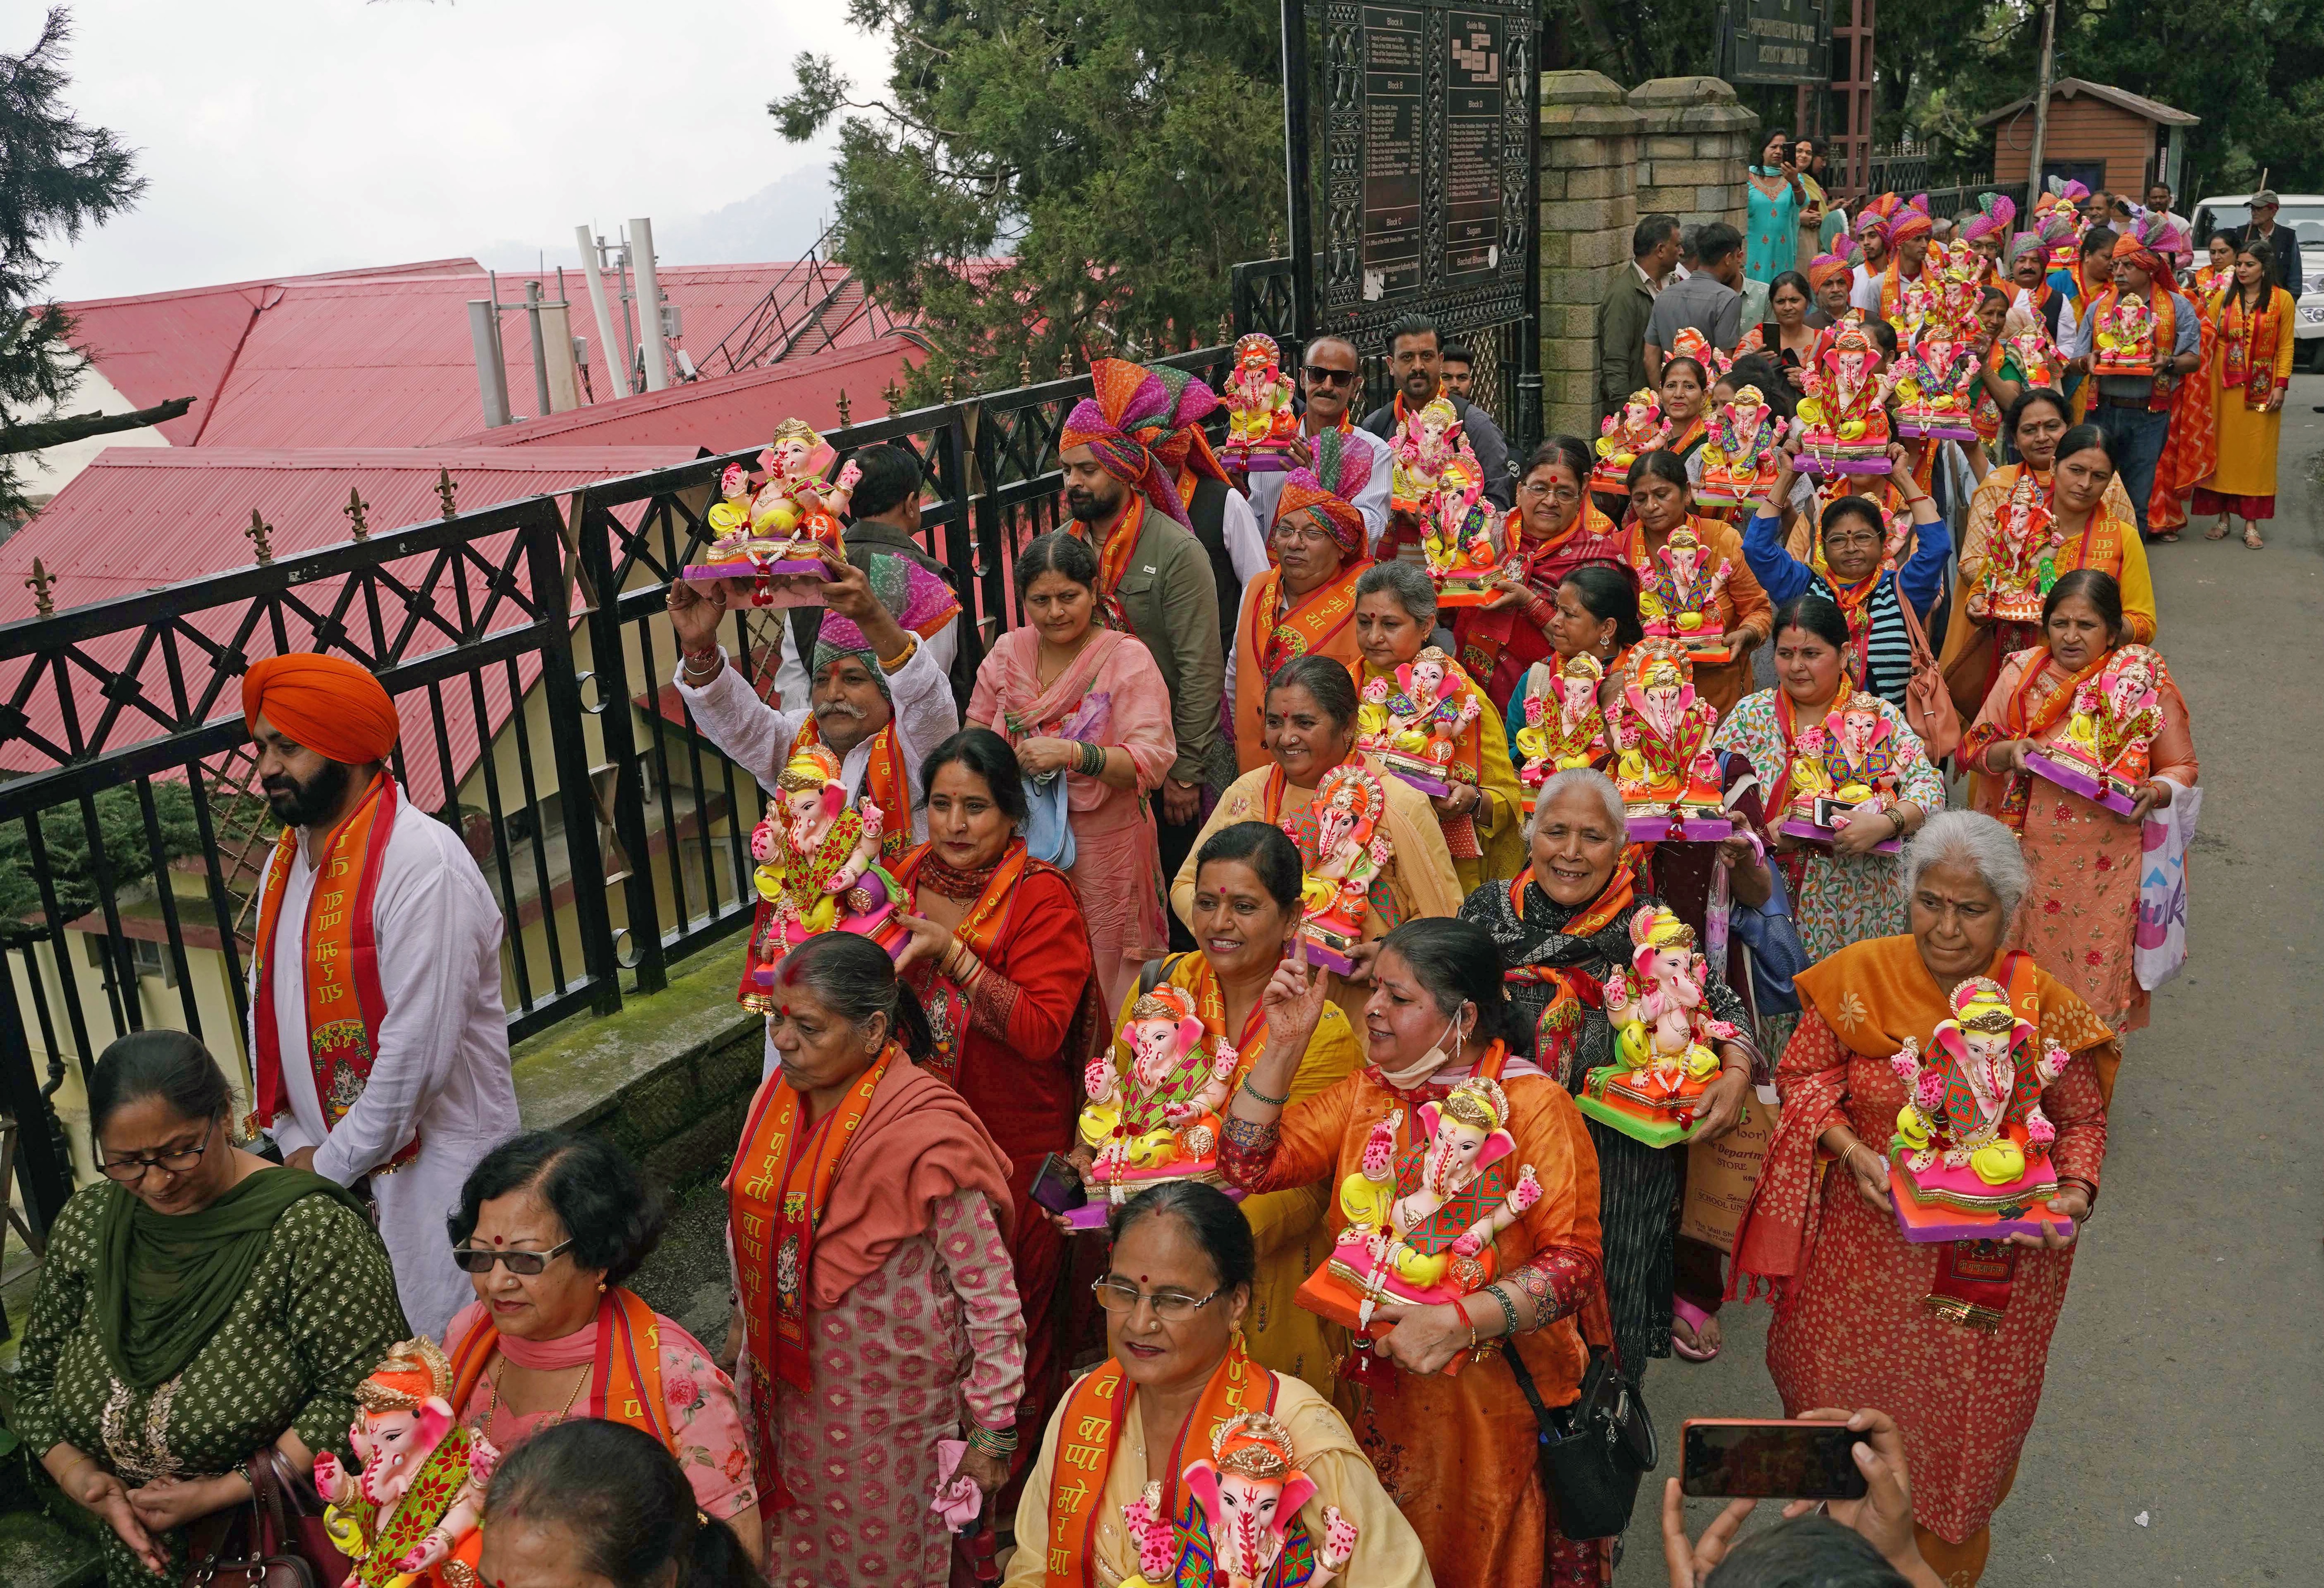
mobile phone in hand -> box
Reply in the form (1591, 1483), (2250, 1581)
(1029, 1151), (1087, 1216)
(1680, 1418), (1871, 1500)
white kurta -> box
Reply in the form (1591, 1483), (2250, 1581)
(256, 784), (519, 1341)
(672, 642), (961, 1076)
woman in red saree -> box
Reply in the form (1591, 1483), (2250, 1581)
(885, 728), (1109, 1494)
(969, 532), (1177, 1013)
(1219, 917), (1612, 1587)
(1455, 437), (1627, 704)
(1731, 810), (2113, 1587)
(725, 932), (1026, 1586)
(1959, 569), (2197, 1037)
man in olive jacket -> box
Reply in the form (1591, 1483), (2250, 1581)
(1599, 213), (1682, 424)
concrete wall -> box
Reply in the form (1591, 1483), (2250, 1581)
(1538, 73), (1760, 441)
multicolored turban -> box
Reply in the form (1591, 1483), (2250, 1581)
(2046, 176), (2092, 210)
(1888, 194), (1935, 246)
(242, 653), (400, 764)
(809, 554), (963, 696)
(1958, 193), (2016, 247)
(1854, 192), (1901, 247)
(1807, 248), (1857, 294)
(2111, 208), (2189, 281)
(1057, 357), (1229, 528)
(2006, 231), (2045, 266)
(1264, 465), (1367, 558)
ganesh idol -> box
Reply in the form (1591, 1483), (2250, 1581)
(2027, 642), (2169, 814)
(1291, 763), (1392, 975)
(1592, 386), (1666, 493)
(1886, 974), (2074, 1243)
(1388, 395), (1477, 525)
(1419, 455), (1512, 606)
(1221, 331), (1301, 471)
(1577, 907), (1742, 1147)
(313, 1338), (489, 1588)
(739, 744), (902, 1009)
(1695, 384), (1787, 507)
(1795, 322), (1895, 475)
(1355, 642), (1481, 796)
(1079, 982), (1243, 1203)
(1513, 653), (1608, 788)
(691, 416), (863, 600)
(1781, 695), (1904, 849)
(1605, 641), (1725, 835)
(1295, 1076), (1542, 1377)
(1114, 1414), (1360, 1588)
(1638, 523), (1735, 662)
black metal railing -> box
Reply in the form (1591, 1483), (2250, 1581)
(0, 337), (1262, 1241)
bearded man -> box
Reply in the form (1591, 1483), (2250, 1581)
(243, 653), (519, 1338)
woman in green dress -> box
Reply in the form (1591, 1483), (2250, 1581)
(13, 1031), (407, 1584)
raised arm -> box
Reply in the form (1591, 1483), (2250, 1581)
(1219, 945), (1358, 1194)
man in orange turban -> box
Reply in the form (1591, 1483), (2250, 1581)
(241, 650), (518, 1339)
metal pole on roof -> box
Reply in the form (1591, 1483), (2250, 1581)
(2024, 0), (2057, 221)
(575, 225), (631, 399)
(524, 281), (554, 419)
(468, 298), (512, 428)
(629, 217), (669, 391)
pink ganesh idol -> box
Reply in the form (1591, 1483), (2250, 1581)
(1513, 653), (1608, 788)
(1355, 643), (1479, 796)
(1388, 395), (1477, 525)
(687, 417), (863, 602)
(1887, 973), (2075, 1246)
(1695, 384), (1787, 506)
(1795, 321), (1895, 475)
(2026, 643), (2170, 815)
(1577, 907), (1741, 1147)
(1606, 641), (1727, 839)
(740, 745), (904, 1010)
(313, 1338), (489, 1588)
(1115, 1413), (1359, 1588)
(1290, 764), (1392, 975)
(1078, 982), (1241, 1205)
(1592, 387), (1666, 493)
(1638, 524), (1735, 663)
(1221, 332), (1301, 471)
(1779, 695), (1905, 853)
(1295, 1078), (1542, 1380)
(1419, 455), (1510, 606)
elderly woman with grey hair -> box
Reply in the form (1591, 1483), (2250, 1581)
(1351, 558), (1527, 889)
(1459, 768), (1757, 1375)
(1729, 809), (2116, 1585)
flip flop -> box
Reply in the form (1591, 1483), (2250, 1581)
(1671, 1296), (1721, 1362)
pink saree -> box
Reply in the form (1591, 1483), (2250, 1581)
(969, 627), (1176, 1012)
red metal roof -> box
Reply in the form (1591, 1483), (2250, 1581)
(61, 260), (891, 452)
(0, 446), (698, 803)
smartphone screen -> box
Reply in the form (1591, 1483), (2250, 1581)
(1029, 1151), (1087, 1215)
(1680, 1419), (1871, 1500)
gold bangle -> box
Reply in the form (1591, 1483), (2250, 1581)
(878, 635), (918, 673)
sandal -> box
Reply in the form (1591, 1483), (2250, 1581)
(2244, 525), (2265, 549)
(2156, 531), (2180, 543)
(1671, 1297), (1722, 1362)
(2205, 521), (2230, 540)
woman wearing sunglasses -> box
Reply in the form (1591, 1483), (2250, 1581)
(442, 1131), (765, 1562)
(1005, 1180), (1429, 1587)
(14, 1031), (405, 1583)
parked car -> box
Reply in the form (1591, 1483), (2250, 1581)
(2192, 193), (2324, 371)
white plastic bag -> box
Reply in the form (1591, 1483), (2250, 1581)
(2135, 783), (2202, 991)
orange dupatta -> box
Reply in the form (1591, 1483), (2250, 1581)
(1235, 561), (1369, 768)
(1955, 646), (2107, 829)
(1499, 862), (1637, 1076)
(447, 1288), (672, 1445)
(1042, 1336), (1275, 1587)
(247, 773), (417, 1170)
(1084, 493), (1150, 634)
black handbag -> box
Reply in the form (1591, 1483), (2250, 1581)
(1502, 1339), (1658, 1542)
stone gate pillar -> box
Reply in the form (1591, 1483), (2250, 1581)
(1537, 71), (1646, 441)
(1628, 77), (1762, 236)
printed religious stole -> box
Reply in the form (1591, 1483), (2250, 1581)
(247, 773), (417, 1168)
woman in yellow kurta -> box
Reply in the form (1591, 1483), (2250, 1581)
(1006, 1182), (1433, 1588)
(1083, 821), (1360, 1398)
(1939, 389), (2151, 720)
(2195, 238), (2297, 550)
(1173, 656), (1463, 1020)
(1349, 560), (1526, 892)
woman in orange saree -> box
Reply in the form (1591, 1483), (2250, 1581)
(1731, 811), (2113, 1586)
(1960, 569), (2196, 1037)
(1219, 917), (1613, 1588)
(969, 532), (1177, 1014)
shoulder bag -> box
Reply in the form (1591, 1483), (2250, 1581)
(178, 1450), (320, 1588)
(1502, 1338), (1658, 1542)
(1895, 578), (1961, 761)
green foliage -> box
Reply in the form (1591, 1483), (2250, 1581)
(771, 0), (1286, 399)
(0, 783), (203, 946)
(0, 8), (145, 516)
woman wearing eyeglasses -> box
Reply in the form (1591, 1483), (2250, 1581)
(1005, 1180), (1433, 1587)
(1229, 457), (1376, 773)
(1455, 437), (1628, 705)
(14, 1031), (406, 1584)
(441, 1130), (765, 1562)
(723, 930), (1026, 1585)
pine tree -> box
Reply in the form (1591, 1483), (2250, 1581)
(771, 1), (1287, 400)
(0, 8), (184, 517)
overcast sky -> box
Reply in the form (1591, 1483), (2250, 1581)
(25, 1), (890, 303)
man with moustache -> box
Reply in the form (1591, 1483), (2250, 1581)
(1240, 333), (1393, 554)
(241, 653), (518, 1339)
(1054, 357), (1232, 936)
(1360, 312), (1514, 509)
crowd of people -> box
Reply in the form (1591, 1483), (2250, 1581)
(11, 152), (2232, 1588)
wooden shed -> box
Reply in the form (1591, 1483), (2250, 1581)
(1979, 79), (2198, 198)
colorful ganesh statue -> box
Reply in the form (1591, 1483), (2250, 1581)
(1886, 972), (2075, 1245)
(689, 417), (862, 601)
(1637, 524), (1736, 664)
(1387, 395), (1477, 524)
(1221, 332), (1301, 471)
(1777, 693), (1905, 853)
(1592, 387), (1666, 493)
(1079, 982), (1242, 1206)
(1355, 643), (1480, 797)
(1576, 907), (1740, 1147)
(1605, 640), (1727, 839)
(1287, 763), (1392, 976)
(1294, 1075), (1542, 1381)
(2024, 643), (2170, 815)
(1115, 1414), (1360, 1588)
(738, 744), (905, 1012)
(1695, 384), (1788, 507)
(1419, 455), (1511, 606)
(313, 1338), (489, 1588)
(1794, 321), (1895, 475)
(1513, 653), (1608, 789)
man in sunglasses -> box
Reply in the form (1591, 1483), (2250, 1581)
(1240, 333), (1392, 554)
(1358, 312), (1513, 516)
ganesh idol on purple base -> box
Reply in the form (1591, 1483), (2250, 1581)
(1071, 982), (1248, 1229)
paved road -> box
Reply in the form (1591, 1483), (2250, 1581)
(1624, 374), (2324, 1584)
